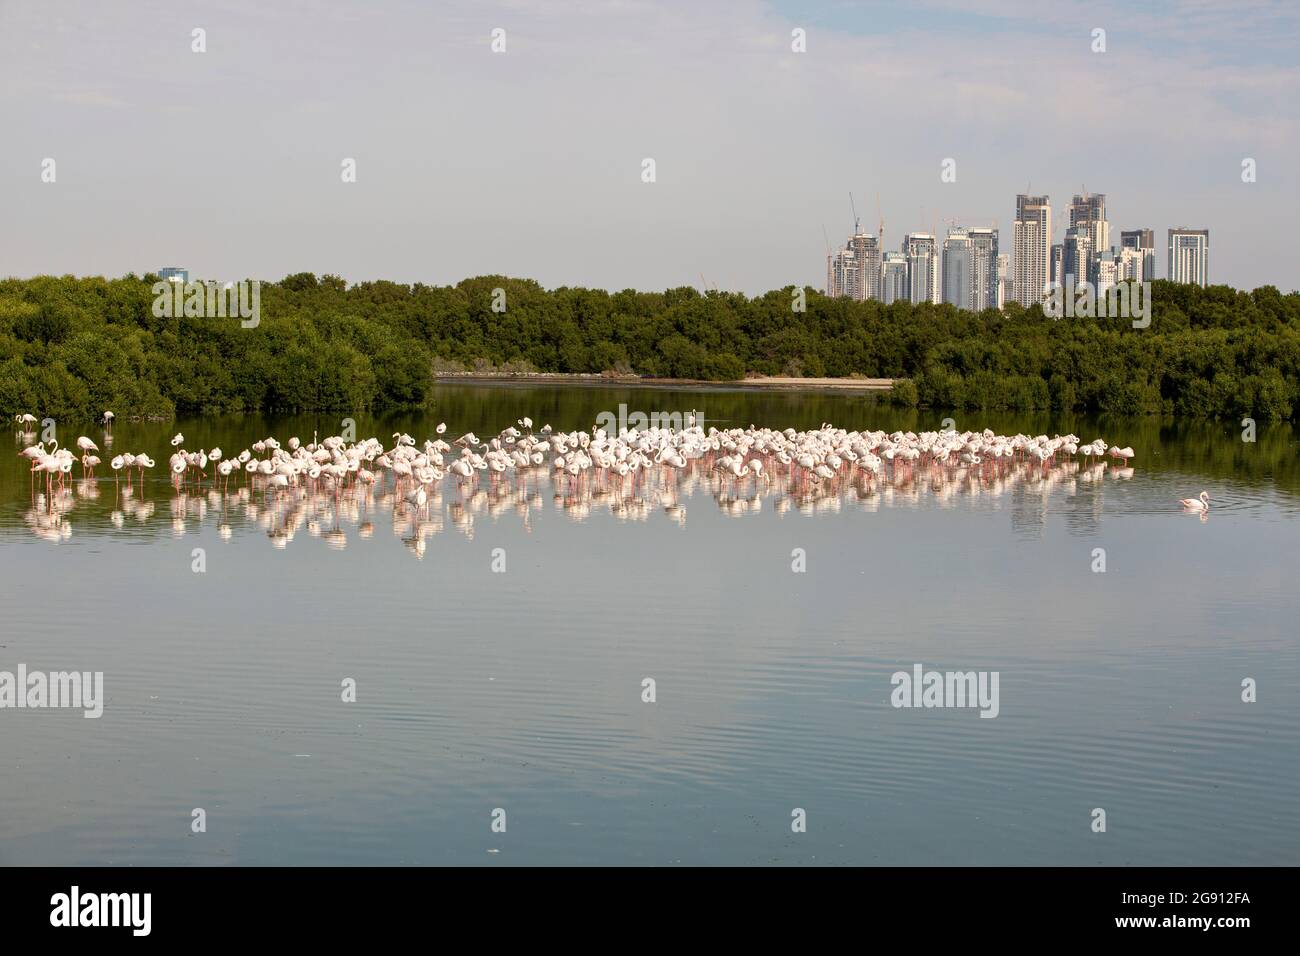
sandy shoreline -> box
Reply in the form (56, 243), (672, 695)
(433, 373), (896, 393)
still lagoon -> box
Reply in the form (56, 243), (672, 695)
(1, 384), (1297, 865)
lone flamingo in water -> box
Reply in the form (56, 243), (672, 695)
(1179, 491), (1210, 512)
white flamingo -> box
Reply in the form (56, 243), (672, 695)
(23, 419), (1150, 548)
(76, 436), (99, 476)
(135, 454), (155, 484)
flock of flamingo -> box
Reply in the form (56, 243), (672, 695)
(11, 409), (1211, 549)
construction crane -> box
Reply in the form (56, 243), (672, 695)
(876, 194), (884, 248)
(849, 192), (861, 236)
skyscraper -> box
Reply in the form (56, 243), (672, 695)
(850, 233), (882, 301)
(1063, 226), (1094, 290)
(1168, 228), (1210, 286)
(968, 228), (999, 312)
(881, 252), (909, 304)
(1050, 243), (1064, 289)
(1069, 192), (1110, 256)
(1093, 250), (1119, 296)
(1012, 195), (1051, 306)
(941, 228), (973, 310)
(903, 233), (939, 305)
(1120, 229), (1156, 281)
(1118, 245), (1146, 282)
(827, 232), (881, 300)
(1121, 227), (1154, 247)
(159, 266), (188, 283)
(830, 248), (858, 300)
(996, 253), (1011, 309)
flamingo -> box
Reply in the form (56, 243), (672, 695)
(20, 441), (46, 490)
(135, 453), (155, 485)
(404, 483), (428, 515)
(1179, 491), (1210, 512)
(17, 419), (1147, 549)
(76, 436), (99, 476)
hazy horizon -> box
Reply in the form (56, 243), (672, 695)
(2, 0), (1296, 294)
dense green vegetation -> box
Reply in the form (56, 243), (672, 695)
(2, 273), (1297, 421)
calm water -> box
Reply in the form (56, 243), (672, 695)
(2, 384), (1298, 866)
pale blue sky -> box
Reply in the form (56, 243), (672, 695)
(1, 0), (1295, 292)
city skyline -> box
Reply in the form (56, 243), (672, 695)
(1, 0), (1295, 294)
(828, 187), (1211, 311)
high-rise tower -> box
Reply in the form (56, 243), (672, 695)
(1168, 228), (1209, 286)
(1012, 195), (1051, 306)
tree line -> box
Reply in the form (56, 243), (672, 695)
(1, 273), (1296, 421)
